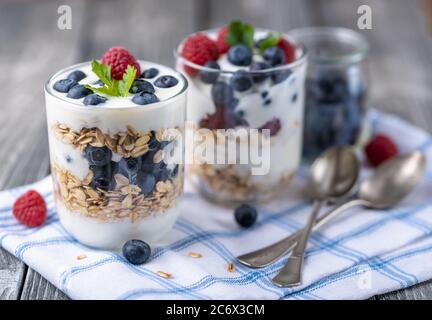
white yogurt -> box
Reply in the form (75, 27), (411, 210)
(45, 61), (187, 249)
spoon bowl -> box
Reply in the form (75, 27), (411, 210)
(308, 146), (360, 200)
(359, 151), (426, 208)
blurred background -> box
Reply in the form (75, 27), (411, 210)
(1, 0), (432, 299)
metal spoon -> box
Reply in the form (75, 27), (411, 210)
(237, 150), (426, 269)
(270, 147), (359, 287)
(271, 151), (426, 287)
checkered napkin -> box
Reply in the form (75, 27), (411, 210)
(1, 110), (432, 300)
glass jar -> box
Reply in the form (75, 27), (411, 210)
(45, 61), (187, 249)
(291, 27), (369, 162)
(176, 29), (307, 204)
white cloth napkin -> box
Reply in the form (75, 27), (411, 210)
(1, 110), (432, 300)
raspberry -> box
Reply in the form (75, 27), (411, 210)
(181, 33), (219, 76)
(259, 118), (281, 136)
(101, 47), (141, 80)
(13, 190), (47, 227)
(278, 38), (296, 64)
(364, 134), (398, 167)
(216, 26), (230, 54)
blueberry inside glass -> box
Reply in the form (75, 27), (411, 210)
(292, 27), (369, 161)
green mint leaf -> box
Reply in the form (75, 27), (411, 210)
(226, 20), (243, 46)
(226, 20), (255, 48)
(85, 84), (116, 96)
(117, 65), (137, 97)
(259, 32), (282, 54)
(91, 60), (114, 88)
(242, 23), (255, 48)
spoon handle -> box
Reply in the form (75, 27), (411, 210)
(236, 198), (368, 268)
(271, 200), (323, 287)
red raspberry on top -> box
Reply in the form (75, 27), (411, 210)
(216, 26), (230, 54)
(181, 33), (219, 76)
(278, 38), (296, 64)
(364, 134), (399, 167)
(13, 190), (47, 227)
(101, 47), (141, 80)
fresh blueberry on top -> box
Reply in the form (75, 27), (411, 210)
(129, 79), (155, 94)
(228, 44), (252, 66)
(132, 92), (160, 105)
(271, 70), (292, 85)
(154, 75), (179, 88)
(83, 94), (107, 106)
(263, 46), (286, 66)
(67, 85), (92, 99)
(199, 61), (220, 84)
(230, 70), (253, 92)
(53, 79), (77, 93)
(84, 145), (112, 166)
(249, 61), (271, 83)
(122, 239), (151, 265)
(211, 81), (234, 106)
(67, 70), (86, 82)
(141, 67), (159, 79)
(234, 204), (258, 228)
(137, 173), (156, 195)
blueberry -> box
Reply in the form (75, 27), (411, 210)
(211, 82), (234, 106)
(137, 173), (156, 195)
(84, 145), (112, 166)
(67, 85), (92, 99)
(132, 92), (159, 105)
(169, 164), (179, 178)
(199, 61), (220, 84)
(90, 161), (118, 191)
(147, 135), (160, 152)
(154, 166), (170, 182)
(83, 94), (107, 106)
(234, 204), (258, 228)
(228, 44), (252, 66)
(263, 46), (286, 66)
(230, 70), (253, 92)
(249, 61), (271, 83)
(53, 79), (77, 93)
(67, 70), (86, 82)
(261, 91), (269, 99)
(66, 155), (72, 163)
(263, 98), (272, 106)
(119, 157), (142, 184)
(140, 67), (159, 79)
(154, 75), (179, 88)
(122, 239), (151, 265)
(129, 79), (155, 94)
(271, 70), (292, 85)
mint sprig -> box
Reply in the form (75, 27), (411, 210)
(258, 32), (282, 53)
(226, 20), (255, 48)
(85, 60), (137, 97)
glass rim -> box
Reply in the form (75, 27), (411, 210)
(289, 27), (369, 65)
(174, 28), (308, 75)
(44, 61), (189, 111)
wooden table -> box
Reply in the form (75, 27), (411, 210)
(1, 0), (431, 300)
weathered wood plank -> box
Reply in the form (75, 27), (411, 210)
(0, 0), (90, 300)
